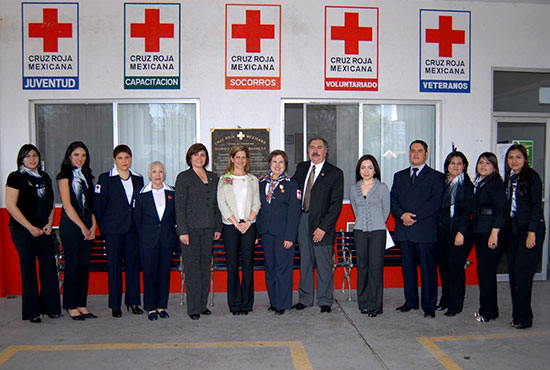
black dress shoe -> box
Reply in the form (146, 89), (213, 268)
(274, 309), (285, 315)
(232, 311), (239, 315)
(112, 309), (122, 318)
(268, 306), (276, 312)
(360, 309), (369, 314)
(148, 312), (158, 321)
(202, 308), (212, 315)
(47, 313), (62, 319)
(127, 305), (144, 315)
(512, 322), (532, 329)
(368, 312), (377, 318)
(436, 305), (447, 311)
(81, 312), (98, 319)
(444, 311), (457, 317)
(157, 310), (169, 319)
(424, 311), (435, 318)
(320, 305), (332, 313)
(189, 314), (200, 320)
(396, 304), (418, 312)
(242, 310), (249, 315)
(30, 317), (42, 323)
(292, 303), (307, 310)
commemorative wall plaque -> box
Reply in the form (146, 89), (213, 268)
(211, 128), (270, 177)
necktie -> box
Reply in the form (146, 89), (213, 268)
(303, 165), (315, 212)
(411, 168), (418, 184)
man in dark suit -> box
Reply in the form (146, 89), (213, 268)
(391, 139), (444, 317)
(292, 137), (344, 313)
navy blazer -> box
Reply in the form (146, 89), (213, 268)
(391, 165), (444, 243)
(257, 176), (302, 241)
(134, 184), (179, 249)
(472, 176), (506, 234)
(292, 161), (344, 246)
(94, 169), (144, 235)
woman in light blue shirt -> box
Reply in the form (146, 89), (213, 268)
(350, 155), (390, 317)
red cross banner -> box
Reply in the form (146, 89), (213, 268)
(124, 3), (180, 89)
(225, 4), (281, 90)
(420, 9), (471, 93)
(22, 2), (79, 90)
(325, 6), (378, 91)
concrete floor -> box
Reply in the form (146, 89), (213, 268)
(1, 282), (549, 370)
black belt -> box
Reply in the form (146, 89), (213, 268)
(476, 208), (493, 216)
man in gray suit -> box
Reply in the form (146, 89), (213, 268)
(292, 137), (344, 313)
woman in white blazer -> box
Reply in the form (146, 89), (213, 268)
(217, 144), (261, 315)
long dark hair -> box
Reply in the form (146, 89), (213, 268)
(475, 152), (502, 181)
(504, 144), (532, 194)
(355, 154), (381, 182)
(60, 141), (94, 184)
(16, 144), (42, 171)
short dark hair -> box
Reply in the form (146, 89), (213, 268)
(355, 154), (381, 182)
(186, 143), (209, 168)
(443, 151), (469, 176)
(113, 144), (132, 159)
(307, 137), (329, 151)
(16, 144), (41, 169)
(268, 149), (289, 168)
(410, 139), (428, 152)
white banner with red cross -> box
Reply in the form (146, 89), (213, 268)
(225, 4), (281, 90)
(124, 3), (180, 89)
(325, 6), (379, 91)
(22, 2), (79, 90)
(419, 9), (471, 93)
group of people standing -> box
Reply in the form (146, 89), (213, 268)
(5, 137), (546, 329)
(390, 140), (545, 329)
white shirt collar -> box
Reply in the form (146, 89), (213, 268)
(411, 163), (426, 175)
(109, 166), (141, 178)
(140, 182), (174, 193)
(310, 160), (325, 170)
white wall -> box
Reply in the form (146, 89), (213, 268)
(2, 0), (550, 206)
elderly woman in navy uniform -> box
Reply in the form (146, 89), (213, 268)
(257, 150), (301, 315)
(94, 144), (144, 318)
(134, 161), (178, 321)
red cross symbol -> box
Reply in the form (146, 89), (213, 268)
(425, 16), (465, 57)
(232, 10), (275, 53)
(28, 8), (72, 53)
(131, 9), (174, 52)
(331, 12), (372, 55)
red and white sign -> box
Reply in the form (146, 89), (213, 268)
(225, 4), (281, 90)
(325, 6), (378, 91)
(22, 2), (79, 90)
(124, 3), (180, 89)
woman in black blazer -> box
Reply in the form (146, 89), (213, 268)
(94, 145), (144, 317)
(57, 141), (98, 320)
(471, 152), (506, 323)
(6, 144), (61, 323)
(175, 144), (222, 320)
(436, 151), (474, 317)
(256, 150), (301, 315)
(134, 161), (179, 321)
(503, 144), (546, 329)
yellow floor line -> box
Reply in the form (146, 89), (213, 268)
(0, 341), (312, 370)
(417, 331), (550, 370)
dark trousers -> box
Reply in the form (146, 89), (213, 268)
(505, 226), (545, 326)
(354, 229), (386, 314)
(10, 226), (61, 320)
(222, 223), (256, 312)
(261, 232), (294, 310)
(59, 218), (92, 310)
(437, 228), (472, 313)
(400, 240), (438, 313)
(474, 232), (502, 320)
(181, 228), (215, 315)
(297, 213), (334, 307)
(104, 232), (141, 309)
(141, 244), (172, 311)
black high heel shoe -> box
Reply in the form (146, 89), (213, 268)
(127, 305), (144, 315)
(67, 310), (85, 321)
(46, 313), (62, 319)
(30, 317), (42, 323)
